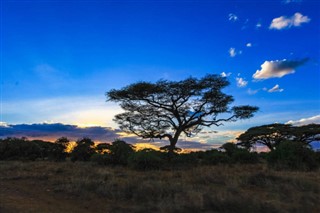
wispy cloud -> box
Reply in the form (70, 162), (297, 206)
(221, 72), (231, 77)
(246, 43), (252, 47)
(269, 12), (310, 30)
(268, 84), (284, 93)
(247, 88), (259, 95)
(252, 58), (308, 80)
(236, 77), (248, 87)
(286, 115), (320, 126)
(229, 48), (242, 57)
(228, 13), (238, 22)
(256, 22), (262, 28)
(282, 0), (302, 4)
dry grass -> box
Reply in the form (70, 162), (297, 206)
(1, 161), (319, 212)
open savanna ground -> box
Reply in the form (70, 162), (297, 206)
(0, 161), (319, 213)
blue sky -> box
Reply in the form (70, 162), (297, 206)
(1, 0), (319, 149)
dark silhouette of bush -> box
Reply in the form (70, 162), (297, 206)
(220, 142), (259, 164)
(199, 150), (231, 165)
(106, 139), (135, 165)
(232, 149), (259, 164)
(171, 152), (198, 166)
(129, 148), (163, 170)
(70, 137), (95, 162)
(267, 141), (318, 171)
(55, 137), (70, 150)
(0, 137), (42, 161)
(47, 143), (67, 161)
(91, 153), (111, 165)
(221, 143), (239, 157)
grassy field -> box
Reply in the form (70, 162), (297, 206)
(0, 161), (319, 213)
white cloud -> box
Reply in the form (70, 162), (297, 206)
(256, 22), (262, 28)
(0, 122), (9, 127)
(229, 48), (242, 57)
(252, 58), (308, 80)
(268, 84), (284, 93)
(228, 13), (238, 22)
(221, 72), (231, 77)
(246, 43), (252, 47)
(236, 77), (248, 87)
(247, 88), (259, 95)
(286, 115), (320, 126)
(269, 12), (310, 30)
(229, 48), (236, 57)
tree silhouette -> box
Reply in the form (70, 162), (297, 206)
(292, 124), (320, 144)
(237, 124), (292, 151)
(70, 137), (95, 161)
(107, 74), (258, 153)
(237, 123), (320, 151)
(55, 137), (70, 150)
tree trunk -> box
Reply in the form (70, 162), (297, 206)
(167, 137), (178, 159)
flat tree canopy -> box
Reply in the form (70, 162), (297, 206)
(237, 123), (320, 151)
(107, 74), (258, 153)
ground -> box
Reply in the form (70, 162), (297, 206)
(0, 161), (319, 212)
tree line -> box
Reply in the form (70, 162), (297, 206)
(1, 123), (319, 171)
(1, 75), (319, 171)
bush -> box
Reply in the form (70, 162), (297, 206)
(91, 153), (111, 165)
(267, 141), (318, 171)
(70, 138), (95, 162)
(200, 150), (231, 165)
(47, 143), (67, 161)
(107, 140), (135, 166)
(0, 138), (42, 161)
(129, 149), (163, 170)
(232, 149), (259, 164)
(171, 152), (198, 166)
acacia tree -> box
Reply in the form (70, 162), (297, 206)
(236, 124), (292, 151)
(107, 74), (258, 153)
(237, 123), (320, 151)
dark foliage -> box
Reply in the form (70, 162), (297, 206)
(267, 141), (319, 171)
(237, 123), (320, 151)
(129, 148), (163, 170)
(0, 137), (67, 161)
(106, 139), (135, 165)
(70, 138), (95, 162)
(107, 74), (258, 153)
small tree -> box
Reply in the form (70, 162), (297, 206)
(107, 139), (135, 165)
(70, 137), (95, 162)
(107, 74), (258, 154)
(55, 137), (70, 150)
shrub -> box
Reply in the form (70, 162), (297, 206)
(70, 138), (95, 162)
(267, 141), (318, 171)
(107, 140), (135, 166)
(47, 143), (67, 161)
(91, 153), (111, 165)
(0, 138), (42, 161)
(232, 149), (259, 164)
(129, 149), (163, 170)
(200, 150), (231, 165)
